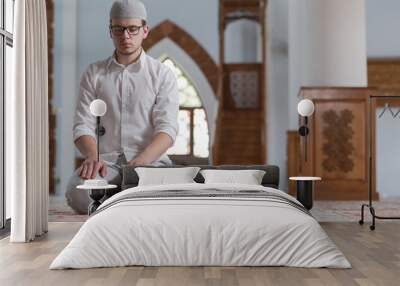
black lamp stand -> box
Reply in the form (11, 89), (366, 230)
(96, 116), (100, 162)
(298, 116), (309, 162)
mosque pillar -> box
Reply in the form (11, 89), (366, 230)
(288, 0), (367, 128)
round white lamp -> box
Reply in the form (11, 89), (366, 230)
(90, 99), (107, 117)
(297, 99), (314, 117)
(297, 99), (315, 162)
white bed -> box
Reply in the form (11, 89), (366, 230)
(50, 183), (351, 269)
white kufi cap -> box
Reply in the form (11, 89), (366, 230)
(110, 0), (147, 21)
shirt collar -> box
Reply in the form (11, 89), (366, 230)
(107, 48), (146, 72)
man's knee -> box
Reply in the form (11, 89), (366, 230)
(65, 170), (90, 215)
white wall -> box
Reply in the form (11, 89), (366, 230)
(366, 0), (400, 58)
(366, 0), (400, 198)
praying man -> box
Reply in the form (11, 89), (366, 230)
(65, 0), (179, 214)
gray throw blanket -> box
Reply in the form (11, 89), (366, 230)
(92, 189), (311, 217)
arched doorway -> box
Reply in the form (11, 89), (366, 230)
(161, 57), (210, 165)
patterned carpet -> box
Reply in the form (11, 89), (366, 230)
(310, 198), (400, 222)
(49, 195), (400, 223)
(49, 195), (88, 222)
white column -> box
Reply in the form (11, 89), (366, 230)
(288, 0), (367, 128)
(266, 0), (290, 189)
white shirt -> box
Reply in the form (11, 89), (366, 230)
(73, 50), (179, 164)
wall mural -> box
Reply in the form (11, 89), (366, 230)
(321, 109), (355, 173)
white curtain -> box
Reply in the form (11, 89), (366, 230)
(8, 0), (49, 242)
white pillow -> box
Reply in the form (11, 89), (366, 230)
(135, 167), (200, 186)
(200, 169), (266, 185)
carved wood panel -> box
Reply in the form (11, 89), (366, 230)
(229, 71), (259, 108)
(223, 63), (262, 110)
(321, 109), (355, 173)
(314, 102), (366, 181)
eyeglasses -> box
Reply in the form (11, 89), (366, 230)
(109, 25), (143, 36)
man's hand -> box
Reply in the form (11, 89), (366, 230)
(78, 157), (107, 179)
(75, 135), (105, 179)
(128, 154), (151, 166)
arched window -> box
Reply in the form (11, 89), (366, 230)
(160, 57), (209, 160)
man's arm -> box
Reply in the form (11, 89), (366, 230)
(74, 65), (107, 179)
(75, 135), (97, 159)
(129, 67), (179, 166)
(128, 132), (173, 165)
(75, 135), (107, 179)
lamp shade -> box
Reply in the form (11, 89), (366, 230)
(297, 99), (314, 117)
(90, 99), (107, 117)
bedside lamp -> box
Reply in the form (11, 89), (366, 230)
(290, 99), (319, 211)
(297, 99), (314, 162)
(78, 99), (117, 215)
(89, 99), (107, 162)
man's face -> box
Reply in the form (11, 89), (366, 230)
(110, 18), (149, 56)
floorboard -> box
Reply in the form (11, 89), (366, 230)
(0, 222), (399, 286)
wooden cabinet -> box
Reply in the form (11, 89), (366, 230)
(296, 87), (378, 200)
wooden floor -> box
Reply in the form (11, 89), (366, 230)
(0, 222), (399, 286)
